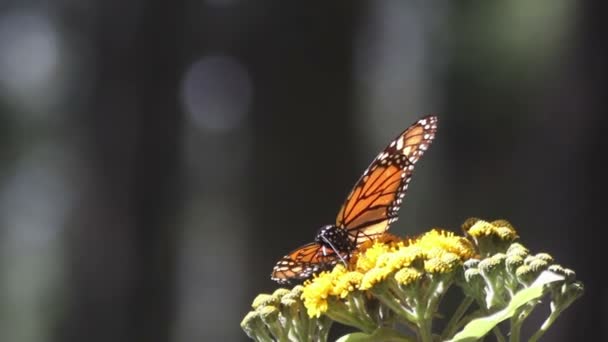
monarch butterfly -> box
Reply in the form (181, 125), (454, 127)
(271, 115), (438, 284)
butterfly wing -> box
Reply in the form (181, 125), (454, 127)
(270, 115), (437, 284)
(271, 242), (346, 284)
(335, 115), (438, 245)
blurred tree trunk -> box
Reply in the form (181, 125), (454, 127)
(245, 3), (363, 339)
(442, 1), (605, 340)
(567, 0), (607, 340)
(56, 1), (185, 342)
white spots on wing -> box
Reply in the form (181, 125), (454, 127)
(378, 151), (389, 160)
(419, 143), (427, 151)
(408, 165), (414, 171)
(389, 140), (396, 148)
(396, 137), (404, 150)
(402, 146), (412, 156)
(424, 134), (430, 140)
(424, 124), (431, 130)
(419, 119), (427, 125)
(363, 164), (375, 176)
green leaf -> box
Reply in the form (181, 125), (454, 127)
(448, 271), (564, 342)
(336, 327), (415, 342)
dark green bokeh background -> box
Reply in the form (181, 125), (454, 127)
(0, 1), (604, 341)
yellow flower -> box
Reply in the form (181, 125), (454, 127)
(534, 253), (554, 264)
(515, 264), (535, 285)
(243, 218), (585, 342)
(356, 233), (403, 251)
(331, 271), (364, 298)
(240, 310), (260, 331)
(394, 267), (423, 286)
(506, 243), (529, 258)
(466, 220), (494, 236)
(354, 241), (391, 272)
(272, 288), (291, 298)
(299, 223), (511, 320)
(491, 219), (517, 231)
(528, 259), (549, 273)
(385, 245), (426, 271)
(467, 219), (518, 241)
(424, 252), (461, 274)
(241, 310), (267, 340)
(478, 253), (505, 272)
(415, 229), (476, 260)
(360, 266), (394, 290)
(301, 271), (333, 318)
(251, 293), (278, 309)
(330, 263), (348, 277)
(258, 305), (279, 324)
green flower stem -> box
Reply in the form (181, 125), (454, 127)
(509, 315), (521, 342)
(348, 293), (376, 326)
(387, 279), (415, 308)
(253, 327), (274, 342)
(421, 278), (449, 321)
(414, 282), (440, 342)
(266, 320), (288, 342)
(528, 307), (562, 342)
(416, 317), (434, 342)
(298, 312), (310, 342)
(529, 285), (583, 342)
(441, 296), (474, 340)
(492, 326), (507, 342)
(317, 316), (331, 342)
(510, 302), (538, 342)
(281, 301), (302, 335)
(371, 287), (417, 324)
(325, 302), (377, 333)
(306, 318), (317, 342)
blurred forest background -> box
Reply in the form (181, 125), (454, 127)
(0, 1), (605, 341)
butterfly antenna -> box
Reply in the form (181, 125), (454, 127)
(320, 235), (349, 267)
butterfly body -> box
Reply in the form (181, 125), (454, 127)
(314, 224), (356, 254)
(271, 115), (438, 285)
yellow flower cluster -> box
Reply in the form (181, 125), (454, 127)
(465, 218), (519, 241)
(301, 229), (475, 318)
(463, 219), (520, 257)
(243, 219), (585, 342)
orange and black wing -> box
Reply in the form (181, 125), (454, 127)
(335, 115), (438, 245)
(271, 242), (346, 284)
